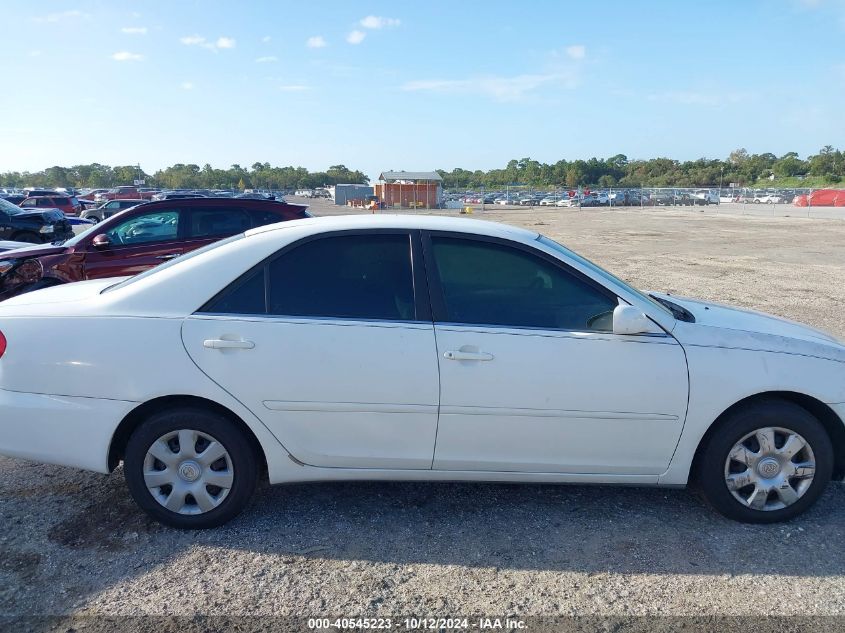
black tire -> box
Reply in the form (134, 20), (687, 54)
(11, 231), (41, 243)
(124, 407), (258, 529)
(697, 399), (833, 523)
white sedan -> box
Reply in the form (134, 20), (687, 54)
(0, 215), (842, 528)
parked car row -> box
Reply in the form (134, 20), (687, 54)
(451, 188), (723, 208)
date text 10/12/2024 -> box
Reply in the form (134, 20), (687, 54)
(307, 618), (527, 630)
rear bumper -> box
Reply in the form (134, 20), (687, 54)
(0, 388), (136, 473)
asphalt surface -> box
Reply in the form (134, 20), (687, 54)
(2, 203), (845, 621)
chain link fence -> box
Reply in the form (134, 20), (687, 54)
(443, 186), (845, 218)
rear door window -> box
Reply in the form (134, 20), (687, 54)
(189, 207), (252, 238)
(267, 234), (416, 320)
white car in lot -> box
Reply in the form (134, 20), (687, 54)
(0, 215), (843, 528)
(693, 190), (720, 205)
(754, 193), (784, 204)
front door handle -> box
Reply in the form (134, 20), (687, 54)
(443, 350), (494, 361)
(203, 338), (255, 350)
(156, 253), (180, 260)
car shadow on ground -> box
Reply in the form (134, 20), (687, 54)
(2, 461), (844, 614)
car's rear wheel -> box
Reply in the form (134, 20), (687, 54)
(698, 399), (833, 523)
(124, 407), (258, 528)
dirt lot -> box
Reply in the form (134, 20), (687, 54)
(2, 203), (845, 621)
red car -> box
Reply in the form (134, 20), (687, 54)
(94, 186), (156, 203)
(19, 195), (83, 216)
(794, 189), (845, 207)
(0, 197), (308, 300)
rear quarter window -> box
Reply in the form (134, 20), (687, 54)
(248, 206), (306, 227)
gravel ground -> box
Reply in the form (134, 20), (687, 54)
(2, 203), (845, 621)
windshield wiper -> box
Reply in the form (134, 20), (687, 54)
(650, 294), (695, 323)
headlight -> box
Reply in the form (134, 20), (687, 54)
(14, 259), (43, 283)
(0, 260), (15, 275)
(39, 225), (55, 233)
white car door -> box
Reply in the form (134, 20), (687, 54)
(181, 231), (441, 469)
(424, 233), (689, 475)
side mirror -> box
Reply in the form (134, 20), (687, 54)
(92, 234), (111, 249)
(613, 304), (656, 335)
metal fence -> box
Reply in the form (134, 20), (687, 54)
(441, 186), (845, 219)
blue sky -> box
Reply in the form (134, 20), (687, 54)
(2, 0), (844, 180)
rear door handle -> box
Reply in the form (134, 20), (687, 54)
(203, 339), (255, 350)
(443, 350), (494, 361)
(156, 253), (180, 260)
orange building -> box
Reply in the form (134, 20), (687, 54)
(375, 170), (443, 209)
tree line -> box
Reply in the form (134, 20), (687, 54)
(1, 147), (842, 191)
(0, 163), (369, 191)
(436, 146), (844, 189)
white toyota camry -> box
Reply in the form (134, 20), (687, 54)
(0, 215), (843, 528)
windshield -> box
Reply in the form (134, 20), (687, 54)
(103, 233), (246, 293)
(537, 235), (673, 317)
(0, 198), (25, 216)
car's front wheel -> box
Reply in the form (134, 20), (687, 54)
(124, 407), (258, 528)
(698, 399), (833, 523)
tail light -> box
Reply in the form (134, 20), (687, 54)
(0, 330), (6, 359)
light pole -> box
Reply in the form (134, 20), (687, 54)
(719, 166), (724, 199)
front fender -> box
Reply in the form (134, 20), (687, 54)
(660, 344), (845, 485)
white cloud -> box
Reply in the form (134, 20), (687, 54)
(346, 30), (366, 44)
(306, 35), (327, 48)
(180, 34), (206, 45)
(180, 35), (236, 51)
(402, 72), (578, 102)
(360, 15), (401, 29)
(262, 35), (272, 43)
(565, 44), (586, 60)
(121, 26), (147, 35)
(279, 84), (311, 92)
(111, 51), (144, 62)
(182, 82), (194, 90)
(255, 56), (278, 63)
(34, 9), (88, 23)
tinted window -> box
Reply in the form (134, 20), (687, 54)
(267, 234), (414, 320)
(249, 207), (298, 227)
(190, 208), (251, 238)
(430, 237), (617, 331)
(204, 269), (266, 314)
(103, 210), (179, 245)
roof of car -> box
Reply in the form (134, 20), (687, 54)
(141, 197), (305, 210)
(246, 214), (539, 241)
